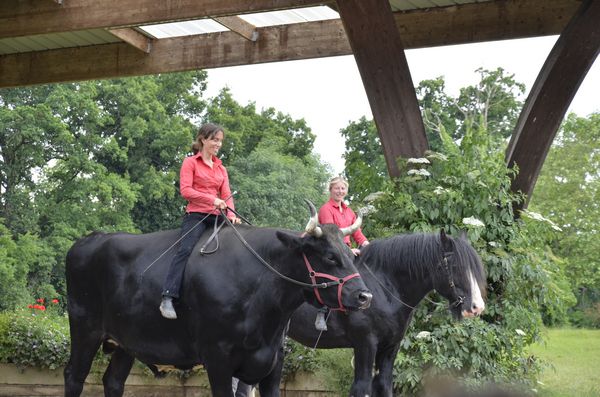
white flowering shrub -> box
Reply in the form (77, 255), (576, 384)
(362, 121), (574, 395)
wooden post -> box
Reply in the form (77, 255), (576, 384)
(506, 0), (600, 212)
(336, 0), (428, 178)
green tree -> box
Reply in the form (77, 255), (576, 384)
(530, 112), (600, 317)
(416, 77), (458, 151)
(455, 67), (525, 142)
(229, 141), (328, 229)
(339, 116), (388, 202)
(364, 122), (572, 394)
(342, 68), (525, 203)
(205, 89), (328, 229)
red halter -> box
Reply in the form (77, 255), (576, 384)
(302, 253), (361, 312)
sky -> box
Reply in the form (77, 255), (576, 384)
(205, 36), (600, 174)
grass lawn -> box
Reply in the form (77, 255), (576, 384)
(529, 328), (600, 397)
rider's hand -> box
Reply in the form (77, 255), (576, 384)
(230, 217), (241, 224)
(351, 248), (361, 256)
(213, 198), (227, 210)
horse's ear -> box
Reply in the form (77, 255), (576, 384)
(440, 229), (453, 252)
(276, 231), (303, 251)
(459, 230), (468, 240)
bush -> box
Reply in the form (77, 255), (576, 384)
(361, 120), (573, 395)
(0, 309), (70, 370)
(569, 303), (600, 328)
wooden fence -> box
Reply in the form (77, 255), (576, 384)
(0, 364), (337, 396)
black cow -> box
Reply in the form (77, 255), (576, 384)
(64, 202), (372, 397)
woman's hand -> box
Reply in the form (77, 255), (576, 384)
(230, 217), (241, 224)
(213, 198), (227, 210)
(351, 248), (361, 256)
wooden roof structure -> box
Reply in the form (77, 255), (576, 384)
(1, 0), (599, 210)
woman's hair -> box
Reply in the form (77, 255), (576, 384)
(191, 123), (224, 154)
(328, 176), (349, 191)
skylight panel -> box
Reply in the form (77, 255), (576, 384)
(138, 6), (338, 39)
(239, 6), (338, 27)
(140, 19), (228, 39)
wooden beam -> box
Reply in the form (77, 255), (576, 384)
(0, 0), (324, 39)
(1, 0), (579, 41)
(107, 28), (153, 53)
(0, 0), (582, 88)
(214, 16), (259, 42)
(0, 21), (350, 88)
(506, 0), (600, 212)
(336, 0), (427, 178)
(394, 0), (579, 49)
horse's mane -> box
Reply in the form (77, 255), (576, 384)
(359, 232), (485, 287)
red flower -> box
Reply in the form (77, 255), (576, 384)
(27, 304), (33, 309)
(36, 298), (44, 304)
(51, 299), (59, 304)
(39, 306), (46, 311)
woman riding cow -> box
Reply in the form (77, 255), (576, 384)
(160, 123), (241, 320)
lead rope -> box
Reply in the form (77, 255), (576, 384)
(139, 193), (239, 282)
(360, 261), (445, 309)
(218, 209), (340, 289)
(139, 212), (212, 282)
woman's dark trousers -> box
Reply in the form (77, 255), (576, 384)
(162, 212), (218, 299)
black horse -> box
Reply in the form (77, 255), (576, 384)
(64, 202), (372, 397)
(253, 230), (485, 397)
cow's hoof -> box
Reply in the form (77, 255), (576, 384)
(159, 297), (177, 319)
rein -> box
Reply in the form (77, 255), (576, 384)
(219, 210), (360, 302)
(358, 251), (464, 310)
(139, 212), (213, 282)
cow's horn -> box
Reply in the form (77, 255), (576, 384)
(340, 208), (364, 236)
(304, 199), (323, 238)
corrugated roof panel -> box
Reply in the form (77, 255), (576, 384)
(10, 36), (41, 52)
(0, 28), (121, 55)
(0, 39), (20, 54)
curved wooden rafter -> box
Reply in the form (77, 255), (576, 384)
(506, 0), (600, 211)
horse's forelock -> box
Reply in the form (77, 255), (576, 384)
(450, 237), (486, 293)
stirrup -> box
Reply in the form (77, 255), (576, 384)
(159, 297), (177, 320)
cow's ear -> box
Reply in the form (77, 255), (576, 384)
(276, 231), (303, 251)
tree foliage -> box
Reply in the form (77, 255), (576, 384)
(361, 122), (573, 394)
(341, 68), (525, 202)
(0, 74), (330, 308)
(340, 69), (576, 393)
(530, 112), (600, 322)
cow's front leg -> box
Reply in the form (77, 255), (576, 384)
(349, 342), (376, 397)
(372, 344), (400, 397)
(257, 345), (285, 397)
(206, 361), (235, 397)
